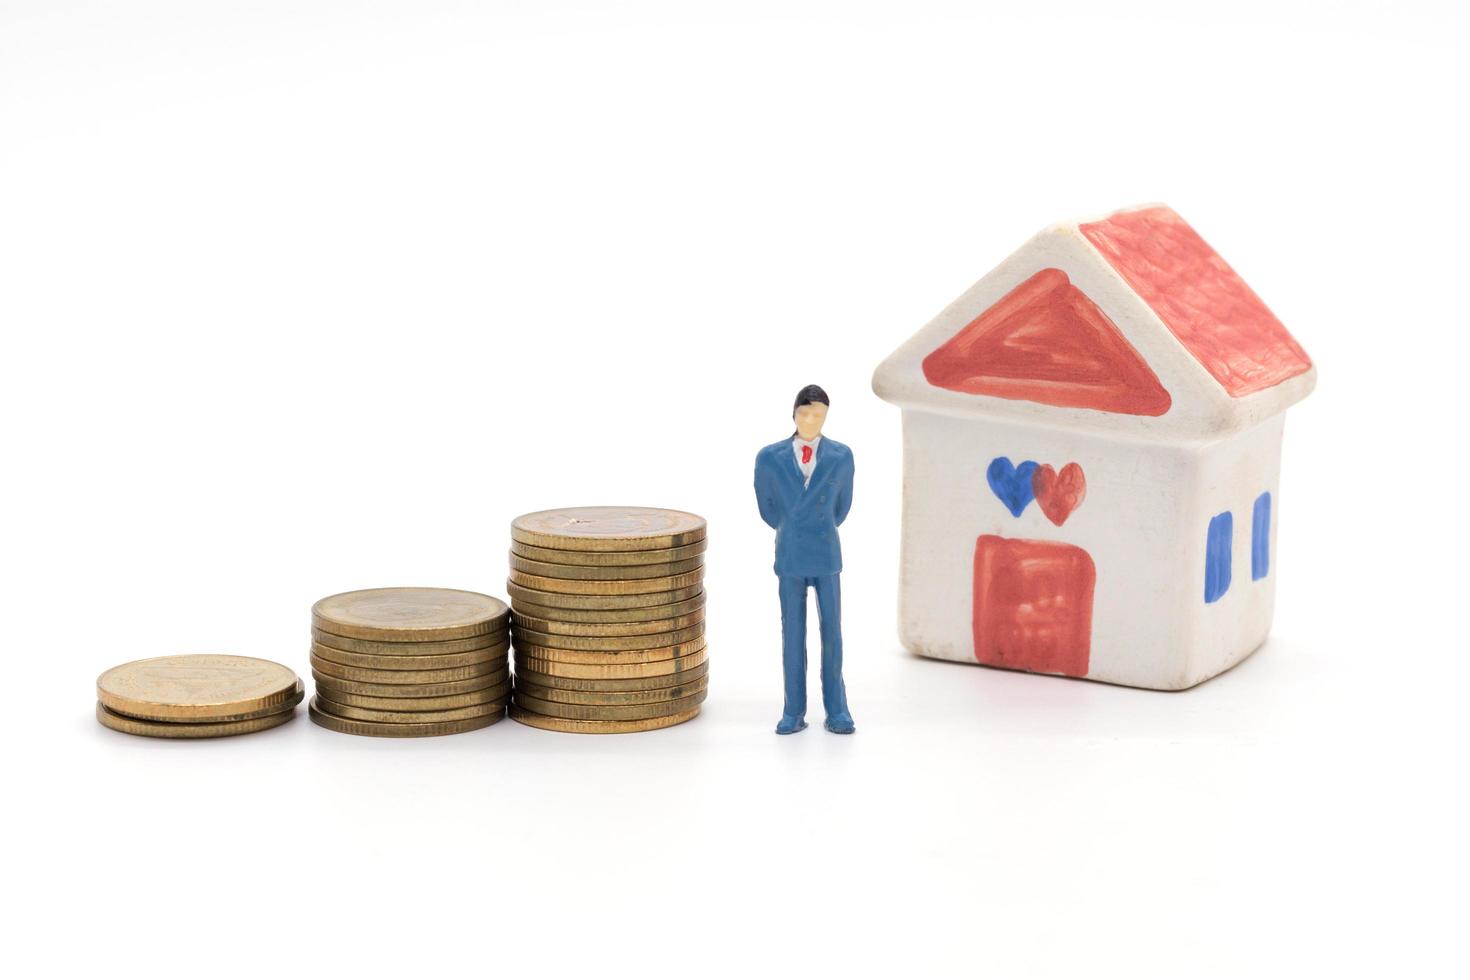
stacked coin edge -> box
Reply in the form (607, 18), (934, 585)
(507, 507), (709, 734)
(95, 654), (304, 738)
(309, 587), (512, 737)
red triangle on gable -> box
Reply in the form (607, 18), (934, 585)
(921, 268), (1172, 416)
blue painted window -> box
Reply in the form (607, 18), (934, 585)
(1252, 492), (1271, 581)
(1204, 511), (1233, 603)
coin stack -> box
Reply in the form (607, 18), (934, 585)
(507, 507), (708, 733)
(309, 587), (511, 737)
(96, 655), (303, 738)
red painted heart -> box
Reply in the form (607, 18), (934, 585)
(1031, 462), (1087, 526)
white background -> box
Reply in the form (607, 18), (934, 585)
(3, 2), (1466, 977)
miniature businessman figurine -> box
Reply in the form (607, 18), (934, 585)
(754, 385), (856, 735)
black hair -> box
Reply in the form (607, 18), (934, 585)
(792, 384), (830, 418)
(791, 384), (829, 438)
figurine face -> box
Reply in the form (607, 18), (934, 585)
(794, 402), (828, 440)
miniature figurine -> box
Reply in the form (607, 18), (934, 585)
(872, 204), (1316, 690)
(754, 385), (856, 734)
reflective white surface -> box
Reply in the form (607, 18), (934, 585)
(3, 2), (1463, 977)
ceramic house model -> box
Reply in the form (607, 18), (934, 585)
(872, 205), (1314, 690)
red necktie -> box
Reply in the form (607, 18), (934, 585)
(801, 445), (813, 465)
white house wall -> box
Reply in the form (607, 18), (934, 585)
(1183, 417), (1287, 687)
(896, 409), (1200, 689)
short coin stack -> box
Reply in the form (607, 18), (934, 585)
(507, 507), (708, 733)
(309, 587), (511, 737)
(96, 655), (303, 738)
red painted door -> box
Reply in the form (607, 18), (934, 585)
(973, 536), (1096, 677)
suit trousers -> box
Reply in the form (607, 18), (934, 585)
(778, 574), (850, 720)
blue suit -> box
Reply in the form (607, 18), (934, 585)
(754, 436), (854, 728)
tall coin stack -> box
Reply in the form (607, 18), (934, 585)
(507, 507), (708, 733)
(308, 587), (511, 737)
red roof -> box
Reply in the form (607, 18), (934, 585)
(1079, 207), (1312, 398)
(921, 268), (1172, 416)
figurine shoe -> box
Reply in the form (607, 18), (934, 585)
(775, 715), (808, 735)
(824, 714), (856, 735)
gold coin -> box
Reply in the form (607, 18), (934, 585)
(513, 637), (705, 666)
(113, 682), (306, 724)
(511, 507), (706, 552)
(309, 652), (504, 685)
(314, 679), (511, 711)
(96, 701), (297, 739)
(311, 588), (509, 641)
(507, 581), (704, 611)
(512, 635), (706, 663)
(97, 655), (302, 722)
(514, 675), (708, 706)
(309, 698), (502, 737)
(509, 703), (701, 734)
(514, 689), (707, 721)
(314, 693), (506, 724)
(310, 639), (509, 671)
(309, 668), (508, 698)
(514, 650), (707, 679)
(512, 622), (704, 652)
(510, 593), (705, 624)
(309, 627), (509, 656)
(511, 540), (706, 566)
(508, 568), (703, 596)
(514, 631), (702, 664)
(511, 609), (704, 638)
(513, 661), (709, 692)
(508, 553), (704, 581)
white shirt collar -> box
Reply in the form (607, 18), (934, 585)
(793, 435), (821, 487)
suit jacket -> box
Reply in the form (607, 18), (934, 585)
(754, 436), (854, 578)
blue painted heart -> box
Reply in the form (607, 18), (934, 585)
(986, 457), (1039, 517)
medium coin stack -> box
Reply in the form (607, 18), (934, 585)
(507, 507), (708, 733)
(96, 655), (303, 738)
(309, 587), (511, 737)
